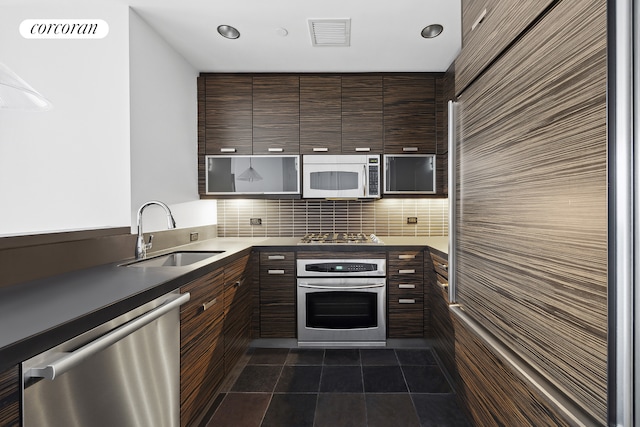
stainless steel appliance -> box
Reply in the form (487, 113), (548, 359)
(298, 232), (383, 245)
(302, 154), (380, 199)
(205, 155), (300, 195)
(383, 154), (436, 194)
(22, 290), (190, 427)
(297, 258), (386, 346)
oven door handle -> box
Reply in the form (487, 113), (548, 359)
(298, 283), (385, 290)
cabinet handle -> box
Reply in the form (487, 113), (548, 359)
(268, 269), (285, 275)
(398, 298), (416, 304)
(398, 254), (416, 260)
(471, 8), (487, 31)
(354, 147), (371, 152)
(234, 278), (245, 288)
(439, 264), (448, 271)
(402, 147), (418, 152)
(438, 281), (449, 289)
(202, 297), (218, 311)
(220, 148), (236, 153)
(268, 255), (285, 260)
(398, 284), (416, 289)
(398, 269), (416, 274)
(268, 148), (284, 152)
(313, 147), (329, 152)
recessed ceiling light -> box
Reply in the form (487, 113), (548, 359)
(217, 25), (240, 39)
(421, 24), (443, 39)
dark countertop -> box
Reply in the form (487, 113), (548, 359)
(0, 235), (447, 371)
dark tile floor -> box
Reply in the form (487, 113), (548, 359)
(205, 347), (471, 427)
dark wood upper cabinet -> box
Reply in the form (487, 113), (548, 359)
(342, 75), (383, 154)
(383, 75), (437, 154)
(252, 75), (300, 154)
(300, 75), (342, 154)
(203, 74), (253, 155)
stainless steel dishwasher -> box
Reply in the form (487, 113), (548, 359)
(22, 290), (190, 427)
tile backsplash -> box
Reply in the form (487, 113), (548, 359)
(217, 199), (448, 237)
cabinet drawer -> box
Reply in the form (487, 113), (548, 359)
(388, 280), (423, 298)
(388, 305), (424, 338)
(388, 251), (424, 279)
(260, 252), (295, 276)
(388, 294), (424, 307)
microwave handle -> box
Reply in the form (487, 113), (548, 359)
(363, 164), (367, 197)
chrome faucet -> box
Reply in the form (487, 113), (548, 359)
(135, 200), (177, 259)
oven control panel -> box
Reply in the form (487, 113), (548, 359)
(297, 259), (386, 277)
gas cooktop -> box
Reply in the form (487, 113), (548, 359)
(298, 232), (383, 245)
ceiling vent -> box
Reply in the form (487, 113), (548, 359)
(308, 19), (351, 47)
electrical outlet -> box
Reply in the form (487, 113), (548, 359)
(190, 231), (199, 241)
(250, 218), (262, 225)
(407, 217), (418, 224)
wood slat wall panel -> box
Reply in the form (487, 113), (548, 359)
(454, 314), (574, 427)
(0, 366), (19, 427)
(455, 0), (556, 94)
(455, 0), (607, 422)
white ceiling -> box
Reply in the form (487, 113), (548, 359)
(125, 0), (462, 73)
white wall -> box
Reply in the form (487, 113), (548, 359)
(0, 0), (131, 236)
(128, 9), (216, 233)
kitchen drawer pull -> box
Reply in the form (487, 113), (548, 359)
(220, 148), (236, 153)
(268, 255), (286, 260)
(471, 8), (487, 31)
(402, 147), (418, 152)
(268, 269), (285, 275)
(25, 292), (191, 381)
(398, 284), (416, 289)
(398, 269), (416, 274)
(202, 297), (218, 311)
(268, 147), (284, 152)
(398, 254), (416, 260)
(439, 264), (448, 271)
(313, 147), (329, 152)
(398, 298), (416, 304)
(354, 147), (371, 152)
(234, 278), (245, 287)
(438, 281), (449, 289)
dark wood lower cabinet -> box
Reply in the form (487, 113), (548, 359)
(180, 267), (225, 427)
(259, 252), (296, 338)
(387, 251), (425, 338)
(0, 366), (20, 427)
(180, 253), (252, 427)
(223, 255), (252, 374)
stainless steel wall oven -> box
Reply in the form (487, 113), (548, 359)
(297, 258), (386, 346)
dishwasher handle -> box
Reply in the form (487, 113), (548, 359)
(25, 292), (190, 381)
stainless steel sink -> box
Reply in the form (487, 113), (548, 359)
(123, 251), (225, 267)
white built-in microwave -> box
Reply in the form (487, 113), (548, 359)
(383, 154), (436, 194)
(302, 154), (381, 199)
